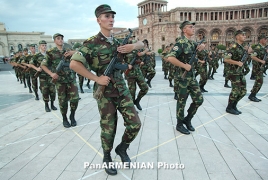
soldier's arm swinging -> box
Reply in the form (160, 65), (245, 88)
(167, 56), (191, 71)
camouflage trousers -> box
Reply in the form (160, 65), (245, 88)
(174, 75), (203, 120)
(126, 72), (148, 101)
(208, 60), (217, 76)
(168, 64), (175, 80)
(198, 64), (208, 86)
(163, 61), (169, 75)
(25, 72), (31, 88)
(55, 81), (79, 114)
(250, 68), (263, 94)
(97, 94), (141, 152)
(39, 76), (56, 102)
(227, 75), (247, 104)
(77, 74), (84, 86)
(141, 64), (156, 81)
(30, 73), (38, 92)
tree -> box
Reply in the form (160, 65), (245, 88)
(158, 49), (163, 54)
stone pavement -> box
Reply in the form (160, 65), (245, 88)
(0, 58), (267, 180)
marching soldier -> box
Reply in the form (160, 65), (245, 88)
(41, 33), (79, 128)
(248, 34), (267, 102)
(30, 40), (57, 112)
(70, 4), (143, 175)
(167, 21), (205, 135)
(161, 45), (170, 79)
(224, 30), (253, 115)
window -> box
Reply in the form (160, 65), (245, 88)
(18, 44), (22, 50)
(148, 28), (150, 33)
(212, 32), (219, 40)
(141, 29), (143, 34)
(162, 36), (165, 41)
(159, 19), (162, 22)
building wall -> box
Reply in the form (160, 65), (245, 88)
(113, 0), (268, 52)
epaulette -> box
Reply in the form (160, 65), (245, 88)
(87, 35), (96, 41)
(232, 44), (237, 48)
(256, 45), (261, 49)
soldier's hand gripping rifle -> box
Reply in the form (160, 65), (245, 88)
(124, 55), (137, 76)
(261, 46), (268, 69)
(51, 56), (70, 83)
(236, 43), (250, 72)
(181, 38), (205, 80)
(93, 28), (133, 100)
(34, 67), (42, 78)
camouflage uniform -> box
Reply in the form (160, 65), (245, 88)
(125, 49), (149, 110)
(21, 54), (33, 93)
(30, 51), (56, 106)
(249, 43), (266, 101)
(161, 50), (169, 79)
(71, 32), (141, 152)
(28, 53), (39, 98)
(167, 35), (203, 134)
(140, 48), (156, 88)
(208, 49), (218, 79)
(224, 42), (250, 114)
(41, 46), (79, 122)
(196, 49), (208, 92)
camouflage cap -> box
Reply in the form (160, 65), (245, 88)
(234, 30), (245, 37)
(95, 4), (116, 18)
(39, 40), (47, 44)
(53, 33), (64, 39)
(258, 34), (267, 41)
(29, 44), (36, 47)
(179, 21), (195, 30)
(23, 48), (28, 51)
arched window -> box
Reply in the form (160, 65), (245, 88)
(18, 44), (23, 50)
(212, 32), (219, 40)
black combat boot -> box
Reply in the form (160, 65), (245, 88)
(224, 80), (231, 88)
(29, 87), (33, 93)
(226, 103), (239, 115)
(115, 142), (131, 167)
(34, 91), (39, 100)
(169, 79), (174, 87)
(86, 80), (91, 89)
(182, 115), (195, 131)
(134, 97), (142, 110)
(69, 110), (77, 127)
(45, 102), (51, 112)
(147, 80), (152, 88)
(164, 74), (168, 79)
(103, 151), (117, 175)
(233, 101), (241, 114)
(62, 114), (71, 128)
(200, 85), (208, 93)
(210, 74), (214, 80)
(27, 79), (32, 93)
(51, 101), (57, 110)
(79, 84), (84, 93)
(174, 93), (178, 100)
(176, 119), (190, 134)
(248, 93), (260, 102)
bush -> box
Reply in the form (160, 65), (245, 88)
(216, 44), (226, 50)
(158, 49), (163, 54)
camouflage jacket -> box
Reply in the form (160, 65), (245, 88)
(253, 43), (266, 67)
(197, 49), (208, 65)
(124, 49), (142, 78)
(167, 35), (197, 77)
(71, 32), (128, 97)
(30, 52), (49, 78)
(41, 47), (75, 83)
(224, 42), (248, 75)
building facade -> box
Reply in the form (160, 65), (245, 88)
(0, 23), (54, 56)
(113, 0), (268, 52)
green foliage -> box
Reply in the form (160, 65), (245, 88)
(158, 49), (163, 54)
(73, 42), (82, 49)
(216, 44), (226, 50)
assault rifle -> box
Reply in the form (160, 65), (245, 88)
(93, 28), (133, 100)
(124, 55), (138, 76)
(236, 43), (250, 72)
(261, 46), (268, 69)
(51, 56), (70, 83)
(181, 38), (205, 80)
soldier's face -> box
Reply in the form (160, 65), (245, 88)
(23, 51), (28, 55)
(30, 46), (35, 53)
(39, 44), (47, 52)
(54, 36), (64, 46)
(97, 13), (114, 31)
(236, 33), (246, 42)
(183, 25), (195, 36)
(260, 38), (267, 45)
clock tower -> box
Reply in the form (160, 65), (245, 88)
(137, 0), (168, 50)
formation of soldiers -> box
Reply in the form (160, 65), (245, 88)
(5, 4), (268, 175)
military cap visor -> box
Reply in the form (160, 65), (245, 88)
(53, 33), (64, 39)
(39, 40), (47, 44)
(29, 44), (36, 47)
(95, 4), (116, 18)
(180, 21), (195, 30)
(234, 30), (245, 36)
(23, 48), (28, 51)
(258, 34), (267, 41)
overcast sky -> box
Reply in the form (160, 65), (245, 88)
(0, 0), (266, 41)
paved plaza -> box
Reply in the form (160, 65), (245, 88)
(0, 58), (267, 180)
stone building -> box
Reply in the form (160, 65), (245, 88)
(113, 0), (268, 52)
(0, 22), (54, 56)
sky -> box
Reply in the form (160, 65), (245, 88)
(0, 0), (266, 41)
